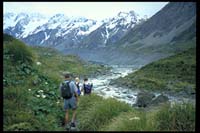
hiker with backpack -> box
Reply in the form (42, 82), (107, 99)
(60, 73), (78, 130)
(81, 78), (93, 95)
(75, 77), (82, 96)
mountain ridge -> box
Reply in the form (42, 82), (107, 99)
(4, 10), (146, 49)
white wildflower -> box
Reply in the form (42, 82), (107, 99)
(56, 101), (60, 104)
(36, 95), (40, 97)
(42, 95), (46, 98)
(129, 117), (140, 120)
(38, 90), (43, 93)
(170, 101), (176, 107)
(45, 82), (48, 85)
(28, 89), (31, 91)
(36, 62), (41, 65)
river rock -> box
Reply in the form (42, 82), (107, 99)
(122, 90), (127, 94)
(114, 95), (121, 99)
(109, 80), (116, 85)
(113, 72), (121, 75)
(127, 95), (133, 98)
(116, 91), (120, 94)
(134, 92), (155, 107)
(106, 87), (110, 91)
(183, 86), (196, 95)
(150, 94), (169, 105)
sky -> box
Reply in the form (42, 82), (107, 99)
(3, 2), (168, 20)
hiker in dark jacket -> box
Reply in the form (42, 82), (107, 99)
(81, 78), (93, 95)
(60, 73), (78, 130)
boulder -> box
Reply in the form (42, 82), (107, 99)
(122, 90), (127, 94)
(127, 95), (133, 98)
(106, 87), (110, 91)
(151, 94), (169, 105)
(109, 80), (116, 85)
(135, 92), (155, 107)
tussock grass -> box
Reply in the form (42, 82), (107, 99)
(77, 94), (132, 131)
(154, 103), (195, 131)
(101, 110), (149, 131)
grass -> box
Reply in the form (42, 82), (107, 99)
(3, 34), (195, 131)
(114, 45), (196, 93)
(76, 94), (195, 131)
(101, 110), (149, 131)
(154, 103), (195, 131)
(3, 34), (109, 131)
(77, 94), (132, 131)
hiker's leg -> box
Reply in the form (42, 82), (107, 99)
(72, 109), (76, 123)
(65, 110), (69, 125)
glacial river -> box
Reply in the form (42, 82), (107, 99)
(89, 66), (195, 106)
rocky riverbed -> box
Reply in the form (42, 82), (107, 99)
(89, 66), (195, 107)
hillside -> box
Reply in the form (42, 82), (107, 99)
(3, 34), (195, 131)
(112, 45), (196, 96)
(3, 34), (109, 131)
(117, 2), (196, 47)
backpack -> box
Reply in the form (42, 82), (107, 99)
(83, 83), (93, 94)
(76, 83), (81, 96)
(60, 81), (73, 99)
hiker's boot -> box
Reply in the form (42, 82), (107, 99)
(70, 122), (76, 130)
(70, 122), (76, 127)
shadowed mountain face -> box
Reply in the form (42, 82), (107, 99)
(61, 2), (196, 66)
(3, 2), (196, 66)
(117, 2), (196, 47)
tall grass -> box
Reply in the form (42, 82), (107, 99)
(101, 110), (150, 131)
(154, 103), (195, 131)
(76, 94), (195, 131)
(77, 94), (132, 131)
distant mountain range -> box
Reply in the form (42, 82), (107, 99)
(3, 10), (147, 49)
(3, 2), (196, 65)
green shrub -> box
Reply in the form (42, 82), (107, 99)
(154, 103), (195, 131)
(5, 122), (33, 131)
(4, 39), (35, 64)
(3, 34), (15, 42)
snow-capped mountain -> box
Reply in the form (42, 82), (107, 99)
(82, 10), (147, 48)
(3, 13), (49, 38)
(3, 10), (146, 49)
(3, 12), (103, 48)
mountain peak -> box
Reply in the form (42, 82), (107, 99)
(117, 11), (128, 17)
